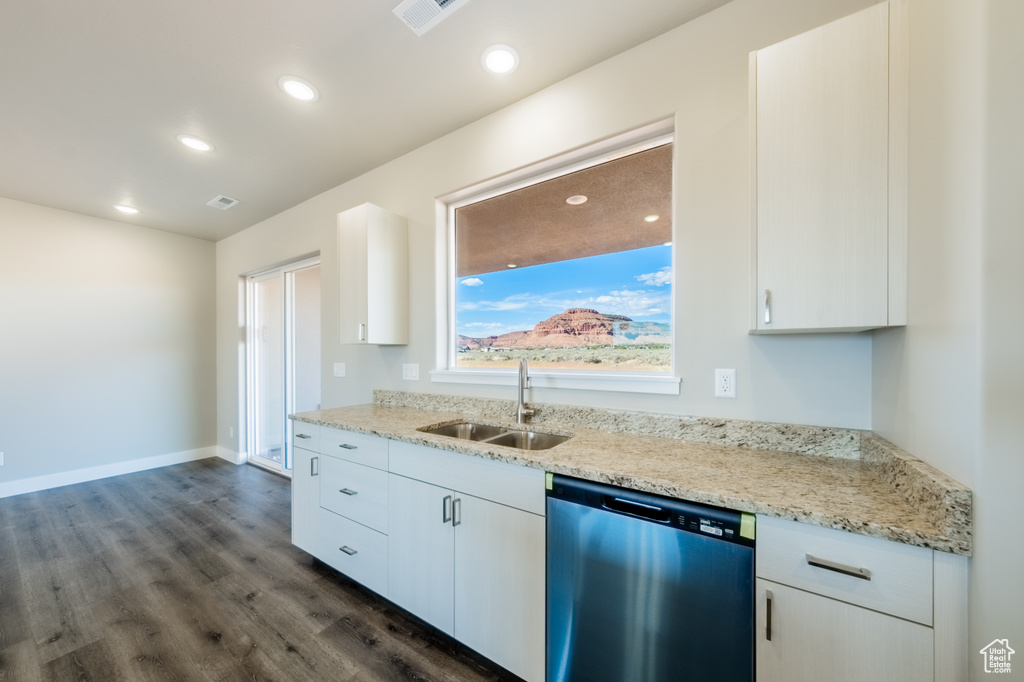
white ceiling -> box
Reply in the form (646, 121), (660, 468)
(0, 0), (729, 241)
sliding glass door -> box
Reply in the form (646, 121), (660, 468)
(247, 258), (321, 473)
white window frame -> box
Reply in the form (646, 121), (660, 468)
(430, 119), (680, 395)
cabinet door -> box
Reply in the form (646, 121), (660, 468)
(454, 494), (545, 682)
(752, 2), (891, 332)
(338, 203), (409, 345)
(291, 446), (320, 554)
(756, 580), (933, 682)
(387, 474), (455, 634)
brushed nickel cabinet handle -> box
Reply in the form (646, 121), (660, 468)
(296, 433), (311, 439)
(311, 457), (319, 477)
(339, 488), (358, 496)
(442, 495), (453, 524)
(339, 546), (357, 556)
(764, 289), (772, 324)
(452, 497), (462, 527)
(338, 443), (358, 450)
(806, 554), (872, 581)
(766, 589), (773, 641)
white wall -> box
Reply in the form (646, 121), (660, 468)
(0, 197), (217, 492)
(872, 0), (1024, 677)
(216, 0), (880, 462)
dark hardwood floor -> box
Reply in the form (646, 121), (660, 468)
(0, 459), (524, 682)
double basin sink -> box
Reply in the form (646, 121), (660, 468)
(419, 421), (571, 451)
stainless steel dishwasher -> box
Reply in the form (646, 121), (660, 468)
(547, 475), (755, 682)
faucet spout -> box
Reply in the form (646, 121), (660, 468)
(517, 356), (535, 424)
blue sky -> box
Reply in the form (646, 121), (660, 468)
(456, 245), (672, 338)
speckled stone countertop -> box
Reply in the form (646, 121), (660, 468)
(293, 391), (972, 556)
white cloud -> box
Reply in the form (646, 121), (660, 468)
(460, 277), (484, 287)
(590, 289), (671, 318)
(636, 267), (672, 286)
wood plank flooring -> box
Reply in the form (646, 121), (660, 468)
(0, 459), (524, 682)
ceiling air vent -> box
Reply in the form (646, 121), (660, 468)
(393, 0), (473, 36)
(207, 195), (239, 210)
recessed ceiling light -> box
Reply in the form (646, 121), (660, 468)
(507, 263), (517, 268)
(177, 135), (213, 152)
(566, 195), (588, 205)
(482, 45), (519, 74)
(279, 76), (319, 102)
(645, 214), (660, 223)
(114, 204), (140, 214)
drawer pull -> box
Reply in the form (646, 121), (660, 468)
(338, 443), (358, 450)
(806, 554), (872, 581)
(339, 488), (358, 496)
(339, 546), (358, 556)
(295, 433), (312, 439)
(766, 589), (773, 642)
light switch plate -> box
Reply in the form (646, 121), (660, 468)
(334, 362), (346, 378)
(402, 363), (419, 381)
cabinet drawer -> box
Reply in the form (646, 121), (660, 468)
(320, 427), (388, 470)
(389, 441), (545, 516)
(756, 515), (933, 625)
(320, 457), (389, 534)
(316, 508), (388, 597)
(292, 422), (320, 452)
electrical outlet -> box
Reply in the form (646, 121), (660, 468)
(715, 368), (736, 398)
(333, 362), (346, 378)
(402, 363), (419, 381)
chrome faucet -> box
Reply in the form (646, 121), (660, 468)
(517, 356), (535, 424)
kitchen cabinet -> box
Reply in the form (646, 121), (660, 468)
(755, 516), (968, 682)
(289, 424), (390, 596)
(290, 424), (321, 554)
(387, 441), (546, 682)
(749, 0), (908, 332)
(337, 202), (408, 345)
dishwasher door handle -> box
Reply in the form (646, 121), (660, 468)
(602, 495), (671, 522)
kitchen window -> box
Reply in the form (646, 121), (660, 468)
(432, 121), (680, 394)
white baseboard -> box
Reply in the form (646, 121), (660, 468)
(0, 446), (221, 499)
(216, 446), (247, 465)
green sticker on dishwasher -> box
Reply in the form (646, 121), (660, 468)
(740, 513), (756, 540)
(545, 472), (554, 490)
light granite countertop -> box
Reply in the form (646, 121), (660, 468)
(292, 391), (971, 556)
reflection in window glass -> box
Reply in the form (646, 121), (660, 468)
(453, 142), (673, 372)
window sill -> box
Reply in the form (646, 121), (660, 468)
(429, 369), (681, 395)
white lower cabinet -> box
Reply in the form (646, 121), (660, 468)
(756, 579), (933, 682)
(755, 515), (968, 682)
(388, 442), (546, 682)
(290, 424), (546, 682)
(290, 424), (321, 555)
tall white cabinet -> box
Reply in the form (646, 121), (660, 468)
(749, 0), (908, 333)
(337, 202), (409, 345)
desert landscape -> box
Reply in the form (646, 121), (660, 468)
(457, 308), (670, 371)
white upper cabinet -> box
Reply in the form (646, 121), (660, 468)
(338, 202), (409, 345)
(749, 0), (907, 333)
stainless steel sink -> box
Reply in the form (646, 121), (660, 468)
(419, 421), (571, 451)
(421, 422), (506, 441)
(486, 429), (571, 451)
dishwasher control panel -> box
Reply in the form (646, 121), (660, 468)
(547, 474), (755, 547)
